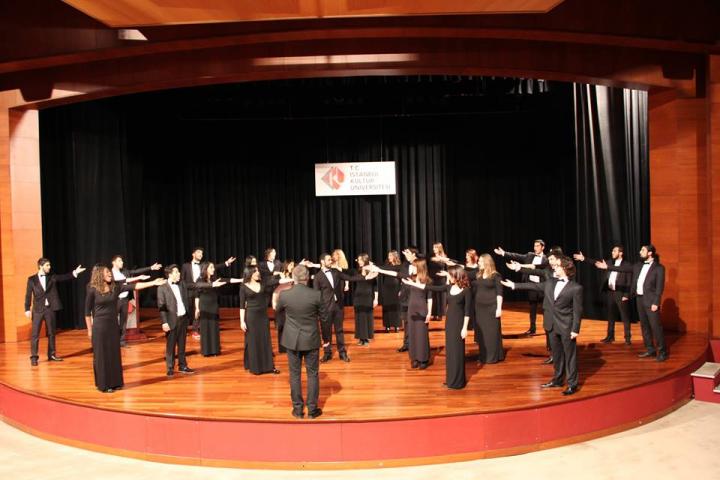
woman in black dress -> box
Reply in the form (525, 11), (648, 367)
(464, 248), (479, 334)
(191, 262), (242, 357)
(373, 259), (433, 369)
(474, 254), (505, 364)
(240, 266), (291, 375)
(429, 242), (451, 321)
(348, 254), (379, 346)
(84, 265), (164, 393)
(379, 250), (402, 332)
(271, 260), (295, 354)
(404, 265), (471, 388)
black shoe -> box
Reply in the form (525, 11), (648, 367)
(638, 351), (656, 358)
(523, 329), (536, 336)
(272, 368), (281, 374)
(166, 369), (174, 377)
(292, 409), (304, 419)
(99, 388), (115, 393)
(48, 355), (63, 362)
(321, 352), (332, 363)
(656, 354), (668, 362)
(397, 346), (409, 353)
(31, 358), (38, 367)
(562, 386), (578, 395)
(179, 366), (195, 374)
(411, 360), (419, 369)
(308, 408), (323, 419)
(601, 337), (614, 344)
(418, 362), (429, 370)
(384, 327), (390, 333)
(357, 340), (365, 346)
(541, 381), (563, 388)
(543, 356), (554, 364)
(339, 352), (351, 362)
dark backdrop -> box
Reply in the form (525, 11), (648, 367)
(38, 76), (648, 328)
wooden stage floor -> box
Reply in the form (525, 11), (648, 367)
(0, 305), (708, 422)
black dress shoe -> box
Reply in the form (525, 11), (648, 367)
(179, 366), (195, 374)
(272, 368), (281, 374)
(562, 386), (578, 395)
(321, 352), (332, 363)
(411, 360), (419, 369)
(656, 354), (668, 362)
(339, 352), (351, 362)
(638, 351), (656, 358)
(541, 381), (564, 388)
(292, 410), (304, 419)
(308, 408), (323, 419)
(543, 356), (554, 364)
(523, 329), (536, 336)
(167, 369), (174, 377)
(601, 337), (614, 344)
(48, 355), (63, 362)
(99, 388), (115, 393)
(31, 359), (38, 367)
(418, 362), (429, 370)
(397, 346), (409, 353)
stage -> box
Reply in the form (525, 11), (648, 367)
(0, 306), (709, 468)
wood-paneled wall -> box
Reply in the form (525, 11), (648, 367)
(711, 55), (720, 338)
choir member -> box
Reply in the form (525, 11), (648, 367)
(379, 250), (402, 332)
(85, 265), (164, 392)
(110, 254), (161, 347)
(348, 254), (379, 346)
(473, 254), (505, 364)
(429, 242), (450, 321)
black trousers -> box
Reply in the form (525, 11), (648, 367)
(528, 288), (543, 331)
(548, 329), (578, 388)
(606, 290), (631, 340)
(117, 297), (130, 344)
(165, 314), (189, 370)
(287, 348), (320, 412)
(320, 305), (346, 354)
(188, 292), (200, 331)
(30, 307), (57, 360)
(400, 308), (409, 349)
(636, 297), (667, 356)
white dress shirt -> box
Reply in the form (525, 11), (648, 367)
(323, 268), (337, 301)
(170, 282), (187, 317)
(553, 278), (568, 300)
(38, 273), (49, 306)
(191, 262), (201, 282)
(608, 259), (621, 291)
(266, 261), (275, 273)
(636, 260), (653, 295)
(113, 268), (129, 299)
(529, 255), (543, 283)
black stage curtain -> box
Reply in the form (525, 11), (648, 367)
(572, 84), (650, 318)
(38, 77), (647, 328)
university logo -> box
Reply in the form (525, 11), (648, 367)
(321, 166), (345, 190)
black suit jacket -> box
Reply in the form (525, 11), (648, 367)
(626, 261), (665, 308)
(258, 259), (283, 279)
(114, 266), (152, 301)
(24, 272), (75, 312)
(504, 251), (548, 282)
(516, 270), (583, 335)
(276, 284), (327, 351)
(313, 268), (348, 310)
(157, 281), (190, 329)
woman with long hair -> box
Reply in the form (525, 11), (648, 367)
(271, 260), (296, 354)
(464, 248), (479, 332)
(240, 265), (291, 374)
(372, 258), (433, 369)
(190, 262), (242, 357)
(404, 264), (471, 389)
(348, 253), (379, 346)
(429, 242), (450, 321)
(474, 254), (505, 364)
(84, 264), (164, 392)
(379, 250), (403, 332)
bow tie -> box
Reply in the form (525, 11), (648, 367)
(557, 278), (567, 283)
(39, 274), (46, 277)
(643, 261), (652, 265)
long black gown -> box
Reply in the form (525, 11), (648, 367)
(85, 283), (135, 391)
(464, 265), (478, 332)
(423, 284), (471, 388)
(190, 281), (222, 356)
(240, 279), (278, 374)
(406, 281), (432, 365)
(473, 274), (505, 364)
(348, 272), (377, 341)
(378, 264), (402, 329)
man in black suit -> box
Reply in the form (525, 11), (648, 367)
(312, 252), (350, 363)
(157, 264), (195, 376)
(503, 256), (583, 395)
(259, 247), (283, 280)
(110, 254), (162, 347)
(597, 244), (666, 361)
(275, 265), (328, 419)
(24, 258), (85, 366)
(494, 240), (548, 335)
(180, 246), (236, 336)
(396, 246), (419, 353)
(573, 245), (632, 344)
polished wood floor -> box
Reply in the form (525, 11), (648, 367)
(0, 304), (707, 422)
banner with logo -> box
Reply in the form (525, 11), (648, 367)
(314, 162), (397, 197)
